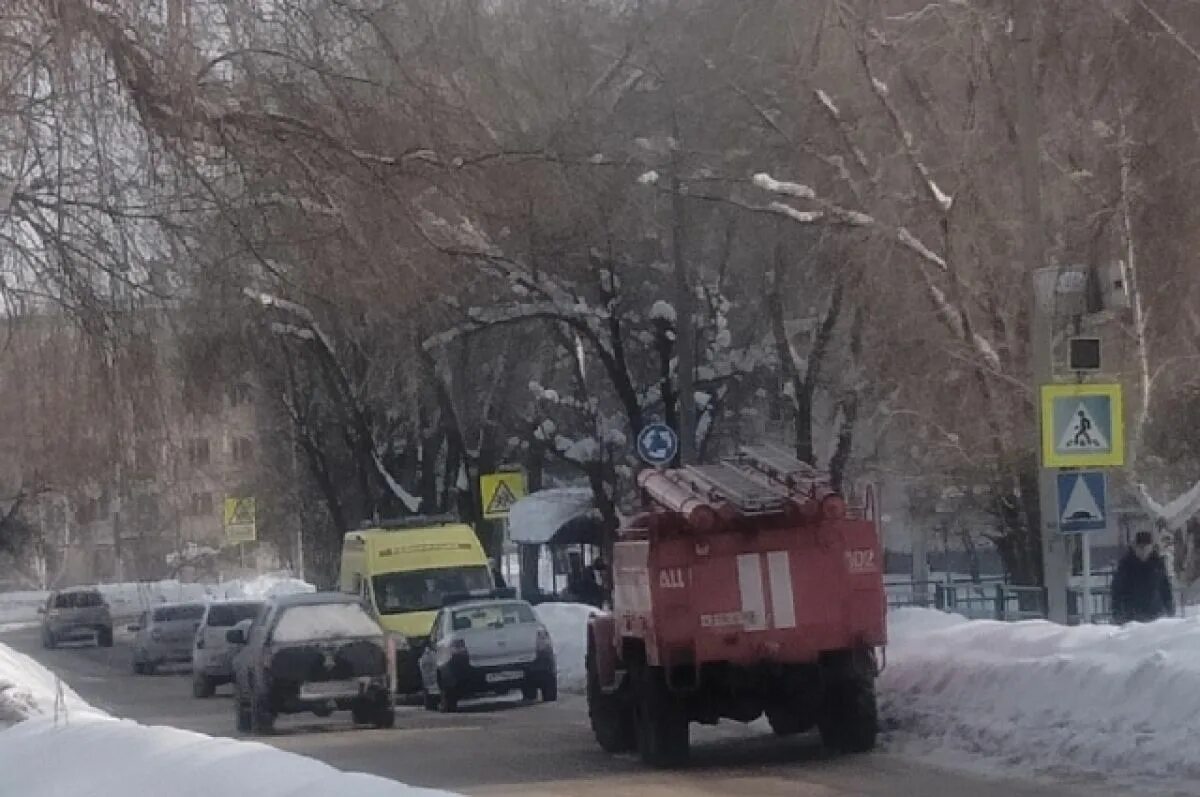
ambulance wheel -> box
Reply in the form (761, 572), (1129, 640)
(633, 664), (689, 767)
(818, 675), (878, 754)
(586, 642), (633, 753)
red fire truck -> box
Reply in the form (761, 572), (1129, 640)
(585, 445), (886, 766)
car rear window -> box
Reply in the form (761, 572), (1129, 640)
(205, 603), (262, 627)
(53, 591), (104, 609)
(273, 602), (381, 643)
(153, 604), (205, 622)
(451, 602), (535, 631)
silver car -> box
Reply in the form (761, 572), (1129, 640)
(130, 602), (205, 675)
(40, 588), (113, 649)
(192, 600), (264, 698)
(418, 598), (557, 712)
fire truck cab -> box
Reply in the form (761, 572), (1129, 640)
(586, 445), (886, 766)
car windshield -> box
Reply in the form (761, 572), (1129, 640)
(273, 602), (380, 642)
(54, 591), (103, 609)
(373, 566), (492, 614)
(205, 602), (262, 627)
(451, 602), (535, 631)
(153, 604), (205, 622)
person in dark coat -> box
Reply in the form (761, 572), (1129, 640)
(1111, 531), (1175, 624)
(489, 559), (507, 590)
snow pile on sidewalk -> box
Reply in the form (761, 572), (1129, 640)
(0, 574), (315, 629)
(0, 639), (93, 727)
(535, 602), (601, 693)
(0, 591), (51, 631)
(209, 572), (316, 601)
(0, 715), (455, 797)
(884, 608), (1200, 784)
(0, 636), (455, 796)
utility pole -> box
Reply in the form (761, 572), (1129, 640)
(1016, 2), (1068, 623)
(670, 112), (695, 465)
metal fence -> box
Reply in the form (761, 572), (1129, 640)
(887, 574), (1115, 624)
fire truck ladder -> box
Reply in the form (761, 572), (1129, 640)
(734, 444), (829, 494)
(676, 463), (789, 517)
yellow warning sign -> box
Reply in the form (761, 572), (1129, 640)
(223, 496), (256, 544)
(480, 472), (526, 519)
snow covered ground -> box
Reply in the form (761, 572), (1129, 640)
(0, 573), (314, 629)
(883, 608), (1200, 789)
(534, 602), (600, 693)
(0, 630), (455, 796)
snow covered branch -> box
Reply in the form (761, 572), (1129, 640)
(843, 18), (953, 214)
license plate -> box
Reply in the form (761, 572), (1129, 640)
(300, 679), (361, 699)
(485, 670), (523, 684)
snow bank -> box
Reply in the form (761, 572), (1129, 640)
(535, 602), (600, 693)
(209, 573), (316, 601)
(0, 590), (50, 630)
(0, 715), (456, 797)
(0, 574), (315, 629)
(0, 639), (91, 726)
(884, 608), (1200, 784)
(0, 635), (457, 796)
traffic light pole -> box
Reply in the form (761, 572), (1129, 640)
(1034, 269), (1069, 624)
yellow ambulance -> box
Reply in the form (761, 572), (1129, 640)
(340, 517), (493, 693)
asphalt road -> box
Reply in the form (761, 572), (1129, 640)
(3, 626), (1134, 797)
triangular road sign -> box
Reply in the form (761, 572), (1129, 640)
(1057, 402), (1110, 452)
(1061, 477), (1102, 524)
(485, 480), (519, 515)
(1056, 471), (1107, 534)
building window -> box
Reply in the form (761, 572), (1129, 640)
(232, 437), (255, 464)
(229, 382), (253, 407)
(186, 437), (210, 466)
(188, 492), (213, 517)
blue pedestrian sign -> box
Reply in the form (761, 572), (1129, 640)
(637, 423), (679, 466)
(1056, 471), (1107, 534)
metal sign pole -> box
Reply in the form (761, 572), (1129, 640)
(1080, 532), (1091, 624)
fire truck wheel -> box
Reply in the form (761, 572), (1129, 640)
(633, 664), (689, 767)
(586, 647), (634, 753)
(817, 676), (878, 754)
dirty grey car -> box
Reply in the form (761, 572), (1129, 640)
(192, 600), (263, 697)
(418, 598), (556, 712)
(230, 592), (393, 734)
(40, 588), (113, 649)
(130, 602), (205, 675)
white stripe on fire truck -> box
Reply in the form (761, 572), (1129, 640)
(766, 551), (797, 630)
(736, 553), (768, 631)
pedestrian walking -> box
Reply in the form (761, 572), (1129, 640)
(1111, 531), (1175, 624)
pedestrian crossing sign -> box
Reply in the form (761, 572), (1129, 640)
(1040, 383), (1124, 468)
(480, 471), (526, 519)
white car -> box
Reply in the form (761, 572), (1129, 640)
(192, 600), (264, 697)
(418, 598), (557, 712)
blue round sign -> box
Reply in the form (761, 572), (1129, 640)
(637, 423), (679, 466)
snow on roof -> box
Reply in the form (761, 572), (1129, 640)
(508, 487), (596, 545)
(649, 300), (676, 323)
